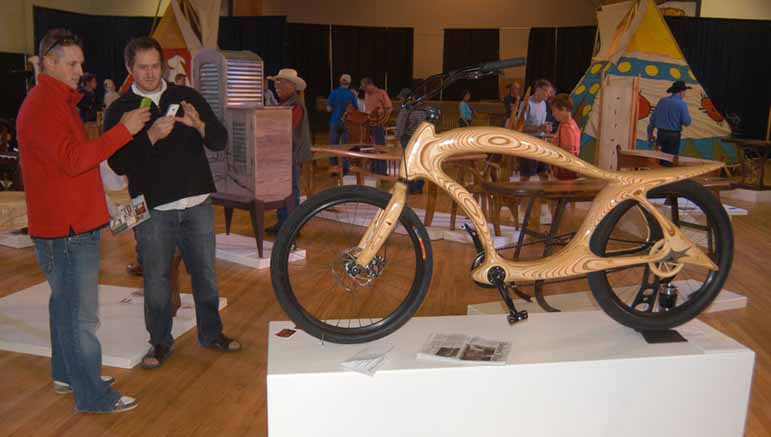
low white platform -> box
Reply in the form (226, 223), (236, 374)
(467, 280), (747, 316)
(0, 283), (227, 368)
(215, 233), (305, 269)
(267, 312), (754, 437)
(722, 188), (771, 203)
(0, 230), (33, 249)
(317, 202), (520, 248)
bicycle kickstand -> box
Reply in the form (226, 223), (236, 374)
(488, 266), (528, 325)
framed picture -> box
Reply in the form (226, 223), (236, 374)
(657, 0), (701, 17)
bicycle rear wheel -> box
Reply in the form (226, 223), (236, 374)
(270, 185), (433, 344)
(588, 180), (733, 330)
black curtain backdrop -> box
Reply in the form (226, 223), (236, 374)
(287, 23), (331, 130)
(443, 29), (500, 101)
(34, 7), (290, 90)
(666, 17), (771, 139)
(524, 26), (595, 95)
(218, 16), (288, 79)
(525, 17), (771, 139)
(0, 52), (28, 120)
(31, 7), (416, 135)
(329, 25), (413, 98)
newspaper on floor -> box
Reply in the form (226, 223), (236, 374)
(110, 194), (150, 234)
(340, 343), (394, 377)
(417, 333), (511, 365)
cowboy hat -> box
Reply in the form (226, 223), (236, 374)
(268, 68), (307, 91)
(667, 80), (692, 93)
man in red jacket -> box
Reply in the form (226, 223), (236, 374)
(17, 29), (149, 413)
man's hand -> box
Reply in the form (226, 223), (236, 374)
(147, 116), (176, 145)
(176, 100), (205, 137)
(119, 107), (151, 135)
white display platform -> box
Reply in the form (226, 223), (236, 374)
(215, 233), (305, 269)
(0, 283), (227, 368)
(316, 202), (520, 248)
(0, 230), (33, 248)
(722, 188), (771, 203)
(268, 312), (754, 437)
(467, 280), (747, 316)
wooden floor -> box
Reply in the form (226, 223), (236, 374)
(1, 180), (770, 436)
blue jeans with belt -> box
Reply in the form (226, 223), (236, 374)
(657, 129), (681, 168)
(329, 125), (350, 175)
(33, 230), (121, 412)
(135, 199), (223, 348)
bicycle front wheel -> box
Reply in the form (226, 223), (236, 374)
(270, 185), (433, 344)
(588, 180), (733, 330)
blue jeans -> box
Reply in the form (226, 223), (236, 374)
(277, 163), (301, 225)
(135, 199), (223, 348)
(372, 126), (387, 175)
(33, 230), (121, 412)
(329, 125), (350, 175)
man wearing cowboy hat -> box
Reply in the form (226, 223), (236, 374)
(647, 80), (692, 166)
(265, 68), (312, 235)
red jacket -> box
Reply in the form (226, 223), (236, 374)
(17, 74), (132, 238)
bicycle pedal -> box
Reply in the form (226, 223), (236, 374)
(506, 310), (528, 325)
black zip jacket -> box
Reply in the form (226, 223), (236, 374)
(104, 83), (227, 209)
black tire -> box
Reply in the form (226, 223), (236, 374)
(588, 179), (733, 330)
(270, 185), (433, 344)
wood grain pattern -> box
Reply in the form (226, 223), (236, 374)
(0, 191), (769, 436)
(357, 123), (724, 286)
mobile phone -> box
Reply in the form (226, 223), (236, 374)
(166, 104), (180, 117)
(139, 98), (152, 109)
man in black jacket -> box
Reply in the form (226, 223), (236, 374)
(104, 37), (240, 369)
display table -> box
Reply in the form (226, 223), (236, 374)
(267, 312), (754, 437)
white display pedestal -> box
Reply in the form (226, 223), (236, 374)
(215, 233), (305, 269)
(0, 283), (227, 368)
(267, 312), (754, 437)
(722, 188), (771, 203)
(467, 281), (747, 316)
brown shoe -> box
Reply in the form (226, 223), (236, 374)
(127, 263), (144, 276)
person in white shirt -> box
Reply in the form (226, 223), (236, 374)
(104, 37), (241, 369)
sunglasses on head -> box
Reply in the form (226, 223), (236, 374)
(43, 36), (80, 57)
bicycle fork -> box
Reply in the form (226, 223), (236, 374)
(355, 182), (409, 268)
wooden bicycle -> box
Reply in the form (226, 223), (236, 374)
(270, 60), (733, 344)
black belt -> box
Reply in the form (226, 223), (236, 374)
(658, 129), (681, 134)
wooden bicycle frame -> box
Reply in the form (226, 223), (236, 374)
(355, 123), (723, 286)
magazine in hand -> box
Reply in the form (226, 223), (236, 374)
(110, 194), (150, 234)
(417, 333), (511, 365)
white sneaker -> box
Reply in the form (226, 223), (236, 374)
(111, 396), (138, 413)
(53, 375), (115, 394)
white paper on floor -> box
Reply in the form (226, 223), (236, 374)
(315, 202), (520, 248)
(467, 279), (747, 316)
(215, 234), (306, 269)
(0, 283), (227, 369)
(0, 231), (33, 249)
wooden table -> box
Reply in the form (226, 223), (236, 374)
(724, 138), (771, 190)
(618, 149), (719, 169)
(310, 144), (487, 226)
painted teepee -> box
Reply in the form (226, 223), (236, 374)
(119, 0), (221, 93)
(570, 0), (732, 164)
